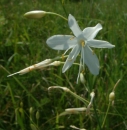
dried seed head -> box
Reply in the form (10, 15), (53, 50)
(109, 91), (115, 102)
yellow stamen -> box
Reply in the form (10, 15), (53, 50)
(80, 40), (85, 47)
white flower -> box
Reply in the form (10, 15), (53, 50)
(46, 14), (115, 82)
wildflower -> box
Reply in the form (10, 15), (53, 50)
(46, 14), (115, 82)
(24, 10), (46, 19)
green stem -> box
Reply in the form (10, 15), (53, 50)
(1, 65), (40, 106)
(101, 101), (111, 129)
(60, 0), (68, 17)
(8, 83), (16, 106)
(69, 90), (89, 105)
(46, 12), (67, 21)
(64, 73), (75, 92)
(93, 100), (102, 130)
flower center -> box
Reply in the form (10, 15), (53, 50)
(80, 40), (85, 47)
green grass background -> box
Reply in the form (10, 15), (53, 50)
(0, 0), (127, 129)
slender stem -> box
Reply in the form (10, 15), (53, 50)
(64, 73), (75, 92)
(46, 12), (67, 21)
(53, 55), (81, 66)
(113, 79), (121, 91)
(93, 100), (102, 130)
(101, 102), (111, 129)
(8, 83), (16, 106)
(56, 113), (59, 130)
(60, 0), (68, 17)
(69, 90), (89, 105)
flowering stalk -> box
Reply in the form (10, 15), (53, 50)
(46, 12), (67, 21)
(7, 59), (52, 77)
(7, 55), (81, 77)
(69, 90), (89, 105)
(48, 86), (89, 105)
(24, 10), (67, 21)
(101, 79), (121, 129)
(101, 102), (111, 129)
(86, 92), (95, 115)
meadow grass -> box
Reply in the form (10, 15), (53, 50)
(0, 0), (127, 129)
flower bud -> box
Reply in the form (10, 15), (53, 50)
(30, 124), (37, 130)
(36, 111), (40, 120)
(80, 72), (85, 84)
(65, 107), (86, 112)
(48, 86), (70, 92)
(109, 92), (115, 102)
(49, 61), (61, 66)
(24, 10), (46, 19)
(20, 102), (23, 107)
(29, 107), (33, 114)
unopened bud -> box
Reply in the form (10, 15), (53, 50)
(109, 92), (115, 102)
(80, 73), (85, 84)
(7, 59), (52, 77)
(35, 59), (52, 69)
(65, 107), (86, 112)
(48, 86), (70, 92)
(19, 108), (23, 113)
(70, 125), (86, 130)
(24, 10), (46, 19)
(20, 102), (23, 108)
(30, 124), (37, 130)
(49, 61), (61, 66)
(36, 111), (40, 120)
(29, 107), (33, 114)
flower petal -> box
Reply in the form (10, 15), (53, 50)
(83, 46), (99, 75)
(46, 35), (78, 50)
(68, 14), (82, 38)
(62, 45), (81, 73)
(87, 40), (115, 48)
(83, 23), (102, 40)
(76, 47), (83, 84)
